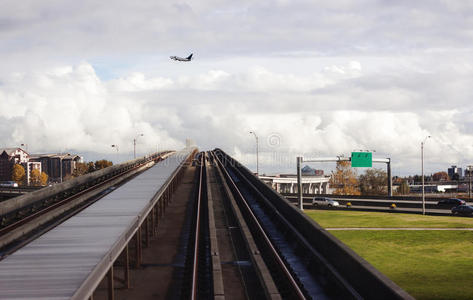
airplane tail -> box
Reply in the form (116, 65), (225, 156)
(187, 53), (193, 60)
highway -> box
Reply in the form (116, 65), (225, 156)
(284, 195), (473, 216)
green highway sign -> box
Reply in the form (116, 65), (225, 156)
(351, 152), (372, 167)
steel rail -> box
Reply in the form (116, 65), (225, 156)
(213, 151), (306, 300)
(191, 152), (205, 300)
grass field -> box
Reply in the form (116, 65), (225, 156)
(306, 210), (473, 300)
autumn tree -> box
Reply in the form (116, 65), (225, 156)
(73, 162), (89, 177)
(94, 160), (113, 170)
(72, 160), (113, 177)
(30, 169), (42, 186)
(40, 172), (48, 186)
(398, 179), (410, 195)
(329, 161), (360, 195)
(359, 168), (387, 195)
(11, 164), (26, 186)
(432, 171), (449, 181)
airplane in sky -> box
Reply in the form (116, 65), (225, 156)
(170, 53), (193, 62)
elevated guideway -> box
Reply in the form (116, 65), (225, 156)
(0, 147), (197, 300)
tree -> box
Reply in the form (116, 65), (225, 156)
(87, 162), (95, 173)
(73, 160), (113, 177)
(11, 164), (25, 186)
(329, 161), (360, 195)
(94, 160), (113, 170)
(40, 172), (48, 186)
(73, 162), (89, 177)
(359, 168), (387, 195)
(398, 179), (410, 195)
(432, 171), (449, 181)
(30, 169), (42, 186)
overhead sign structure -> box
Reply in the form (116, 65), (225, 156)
(351, 152), (373, 167)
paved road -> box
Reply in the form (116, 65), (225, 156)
(326, 227), (473, 231)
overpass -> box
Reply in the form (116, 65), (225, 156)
(0, 148), (412, 300)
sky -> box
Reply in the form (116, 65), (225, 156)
(1, 0), (473, 176)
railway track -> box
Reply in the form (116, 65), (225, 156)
(179, 150), (412, 300)
(0, 151), (173, 257)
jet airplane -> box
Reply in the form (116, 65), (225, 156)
(170, 53), (193, 62)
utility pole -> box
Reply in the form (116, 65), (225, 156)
(133, 134), (144, 159)
(468, 165), (472, 201)
(297, 156), (303, 211)
(249, 131), (259, 176)
(421, 136), (431, 215)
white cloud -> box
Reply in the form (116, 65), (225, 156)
(1, 1), (473, 175)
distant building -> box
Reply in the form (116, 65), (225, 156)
(448, 165), (463, 180)
(260, 173), (331, 194)
(301, 165), (324, 176)
(465, 167), (473, 178)
(0, 148), (83, 184)
(0, 148), (30, 182)
(23, 161), (42, 184)
(30, 153), (83, 183)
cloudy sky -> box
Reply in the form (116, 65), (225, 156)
(1, 0), (473, 176)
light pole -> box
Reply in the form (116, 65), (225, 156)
(421, 135), (431, 215)
(133, 134), (144, 159)
(20, 143), (28, 152)
(249, 131), (259, 176)
(468, 165), (472, 201)
(111, 144), (119, 163)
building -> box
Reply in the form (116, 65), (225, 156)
(23, 161), (42, 185)
(0, 148), (30, 182)
(30, 153), (83, 183)
(260, 173), (331, 195)
(301, 165), (324, 176)
(448, 165), (463, 180)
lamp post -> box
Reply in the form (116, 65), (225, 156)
(468, 165), (472, 201)
(20, 143), (28, 151)
(111, 144), (119, 163)
(249, 131), (259, 176)
(133, 134), (144, 159)
(421, 135), (431, 215)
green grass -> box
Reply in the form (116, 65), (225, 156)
(331, 231), (473, 300)
(305, 209), (473, 228)
(305, 210), (473, 300)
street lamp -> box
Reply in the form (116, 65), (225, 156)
(468, 165), (472, 200)
(111, 144), (119, 163)
(249, 131), (259, 176)
(421, 135), (431, 215)
(133, 134), (144, 159)
(20, 143), (28, 151)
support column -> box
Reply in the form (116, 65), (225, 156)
(107, 267), (114, 300)
(387, 158), (392, 197)
(124, 245), (130, 289)
(135, 228), (142, 268)
(145, 216), (150, 248)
